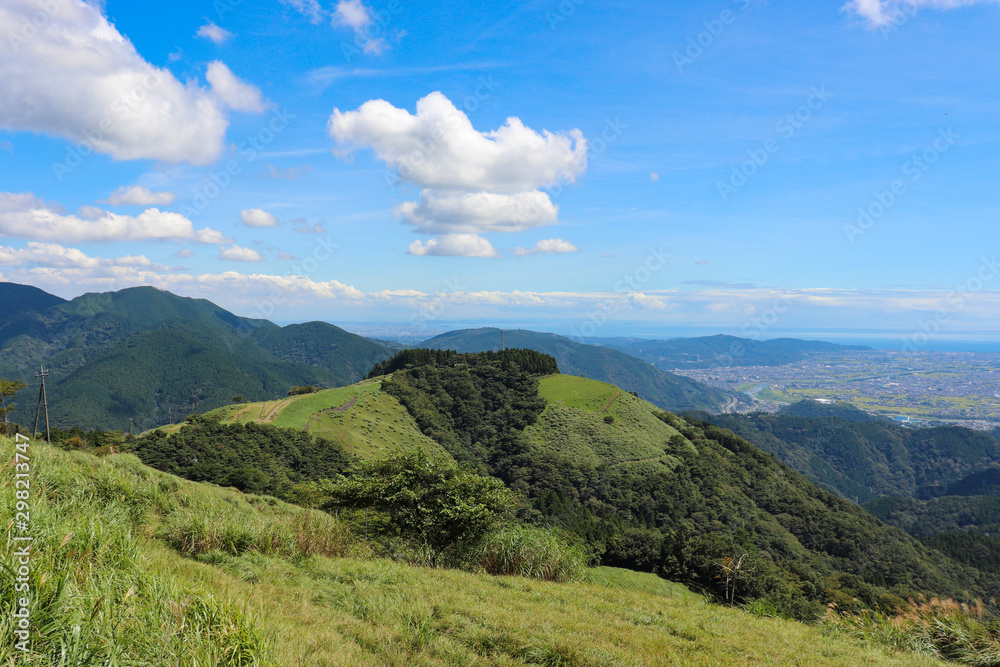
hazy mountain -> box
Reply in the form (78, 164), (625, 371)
(0, 282), (395, 431)
(585, 333), (871, 370)
(419, 327), (739, 413)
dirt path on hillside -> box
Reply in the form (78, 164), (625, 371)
(327, 396), (357, 413)
(257, 398), (293, 423)
(599, 390), (620, 413)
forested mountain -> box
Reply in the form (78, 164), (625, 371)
(703, 407), (1000, 503)
(347, 350), (1000, 620)
(584, 333), (870, 370)
(419, 327), (738, 413)
(0, 282), (395, 431)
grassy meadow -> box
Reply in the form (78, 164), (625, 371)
(0, 437), (955, 665)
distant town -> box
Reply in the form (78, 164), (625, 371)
(675, 350), (1000, 430)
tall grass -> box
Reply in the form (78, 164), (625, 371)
(468, 524), (586, 582)
(0, 442), (299, 665)
(823, 597), (1000, 665)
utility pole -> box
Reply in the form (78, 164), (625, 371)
(32, 365), (51, 444)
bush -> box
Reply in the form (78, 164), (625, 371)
(469, 524), (585, 582)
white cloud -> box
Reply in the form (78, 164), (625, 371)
(650, 172), (660, 182)
(294, 222), (327, 234)
(100, 185), (177, 206)
(334, 0), (372, 30)
(0, 192), (229, 243)
(513, 238), (579, 256)
(174, 249), (195, 258)
(206, 61), (267, 113)
(0, 0), (230, 164)
(329, 91), (587, 255)
(115, 254), (152, 267)
(407, 234), (499, 258)
(219, 245), (264, 262)
(197, 21), (232, 44)
(241, 208), (279, 228)
(281, 0), (325, 23)
(843, 0), (1000, 27)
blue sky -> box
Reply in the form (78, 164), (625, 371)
(1, 0), (998, 344)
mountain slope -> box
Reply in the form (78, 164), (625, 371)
(420, 327), (737, 412)
(0, 283), (395, 430)
(703, 410), (1000, 502)
(356, 351), (1000, 618)
(2, 438), (943, 666)
(586, 333), (870, 370)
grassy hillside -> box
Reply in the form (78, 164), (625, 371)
(203, 380), (451, 461)
(0, 283), (395, 431)
(0, 438), (950, 666)
(420, 328), (736, 413)
(526, 374), (688, 470)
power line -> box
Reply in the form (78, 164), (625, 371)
(32, 365), (51, 444)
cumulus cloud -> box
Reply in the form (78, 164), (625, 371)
(197, 21), (232, 44)
(241, 208), (278, 228)
(206, 61), (268, 113)
(0, 192), (229, 243)
(329, 91), (587, 256)
(512, 238), (579, 256)
(843, 0), (1000, 27)
(100, 185), (177, 206)
(219, 245), (264, 262)
(115, 254), (152, 267)
(0, 0), (232, 164)
(407, 234), (499, 258)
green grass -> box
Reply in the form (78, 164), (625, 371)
(1, 437), (954, 665)
(200, 380), (452, 462)
(526, 375), (687, 469)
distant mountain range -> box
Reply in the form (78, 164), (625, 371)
(0, 282), (396, 431)
(585, 333), (871, 370)
(420, 327), (741, 413)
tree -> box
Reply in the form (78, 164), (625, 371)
(323, 450), (514, 565)
(0, 378), (26, 436)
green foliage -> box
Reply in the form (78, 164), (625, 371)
(287, 384), (321, 396)
(367, 347), (559, 379)
(0, 376), (25, 435)
(470, 524), (586, 581)
(419, 327), (734, 412)
(131, 418), (351, 498)
(864, 495), (1000, 537)
(706, 411), (1000, 502)
(321, 450), (514, 565)
(380, 362), (1000, 620)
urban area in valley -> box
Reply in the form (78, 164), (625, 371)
(675, 350), (1000, 430)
